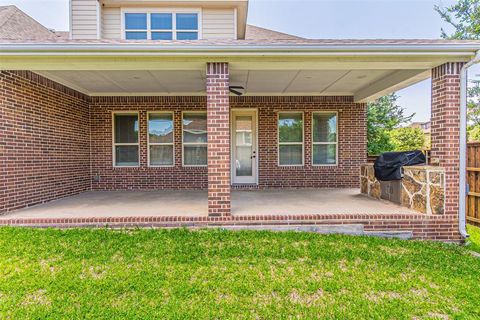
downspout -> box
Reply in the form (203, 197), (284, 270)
(459, 51), (480, 239)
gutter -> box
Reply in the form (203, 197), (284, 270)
(0, 43), (479, 55)
(459, 51), (480, 239)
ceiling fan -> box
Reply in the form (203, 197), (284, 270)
(229, 86), (245, 96)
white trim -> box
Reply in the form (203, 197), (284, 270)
(182, 111), (208, 167)
(233, 7), (238, 40)
(68, 0), (72, 40)
(96, 0), (101, 40)
(147, 111), (175, 167)
(121, 8), (202, 41)
(311, 111), (339, 167)
(231, 108), (258, 184)
(112, 111), (140, 168)
(277, 111), (304, 167)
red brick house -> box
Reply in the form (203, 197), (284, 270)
(0, 2), (479, 241)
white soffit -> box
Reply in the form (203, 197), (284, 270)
(35, 68), (429, 100)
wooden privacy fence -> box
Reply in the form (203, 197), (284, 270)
(468, 142), (480, 226)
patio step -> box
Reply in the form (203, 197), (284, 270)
(218, 225), (414, 239)
(218, 224), (365, 235)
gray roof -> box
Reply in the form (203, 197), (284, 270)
(0, 5), (67, 40)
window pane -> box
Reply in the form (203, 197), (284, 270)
(176, 13), (198, 30)
(279, 113), (303, 143)
(126, 32), (147, 40)
(115, 146), (139, 166)
(313, 113), (337, 143)
(279, 145), (302, 165)
(183, 113), (207, 143)
(177, 32), (198, 40)
(149, 113), (173, 143)
(184, 145), (207, 166)
(115, 114), (138, 143)
(125, 13), (147, 30)
(313, 144), (337, 165)
(150, 145), (174, 166)
(151, 13), (172, 29)
(152, 32), (173, 40)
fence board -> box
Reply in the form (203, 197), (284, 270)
(467, 142), (480, 226)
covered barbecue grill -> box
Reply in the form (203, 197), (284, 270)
(374, 150), (426, 181)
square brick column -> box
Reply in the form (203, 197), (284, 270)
(431, 62), (465, 216)
(206, 62), (231, 216)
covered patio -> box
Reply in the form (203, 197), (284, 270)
(0, 189), (416, 219)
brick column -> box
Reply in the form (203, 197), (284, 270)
(206, 62), (231, 216)
(431, 62), (465, 216)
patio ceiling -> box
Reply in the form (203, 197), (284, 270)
(34, 68), (429, 102)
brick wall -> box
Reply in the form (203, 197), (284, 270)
(206, 63), (231, 216)
(431, 62), (464, 217)
(89, 96), (366, 190)
(0, 71), (91, 213)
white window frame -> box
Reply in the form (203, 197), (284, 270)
(121, 8), (202, 40)
(312, 111), (339, 167)
(182, 111), (208, 167)
(277, 111), (304, 167)
(147, 111), (175, 168)
(112, 111), (140, 168)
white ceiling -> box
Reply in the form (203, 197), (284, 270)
(35, 68), (428, 101)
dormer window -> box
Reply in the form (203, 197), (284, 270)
(124, 11), (200, 40)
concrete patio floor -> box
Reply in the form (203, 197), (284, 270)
(0, 189), (417, 219)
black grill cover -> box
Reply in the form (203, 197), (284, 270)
(374, 150), (426, 181)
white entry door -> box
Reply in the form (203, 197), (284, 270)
(231, 110), (258, 184)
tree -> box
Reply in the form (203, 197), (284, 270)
(367, 93), (415, 155)
(435, 0), (480, 40)
(389, 127), (426, 152)
(436, 0), (480, 141)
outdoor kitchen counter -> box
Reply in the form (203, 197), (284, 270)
(360, 164), (446, 215)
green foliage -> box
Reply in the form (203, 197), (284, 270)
(467, 224), (480, 253)
(367, 93), (415, 155)
(435, 0), (480, 40)
(436, 1), (480, 141)
(0, 227), (480, 319)
(389, 127), (426, 151)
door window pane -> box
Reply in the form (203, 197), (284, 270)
(150, 145), (174, 166)
(115, 146), (139, 166)
(115, 114), (138, 143)
(176, 13), (198, 30)
(183, 113), (207, 143)
(184, 145), (207, 166)
(151, 13), (172, 29)
(279, 113), (303, 143)
(235, 116), (253, 177)
(149, 114), (173, 144)
(313, 144), (337, 165)
(313, 113), (337, 142)
(125, 13), (147, 30)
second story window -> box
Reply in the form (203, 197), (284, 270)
(124, 12), (199, 40)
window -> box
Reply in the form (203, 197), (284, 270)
(124, 11), (199, 40)
(312, 112), (338, 165)
(113, 113), (139, 167)
(183, 112), (207, 166)
(148, 112), (174, 166)
(278, 112), (304, 166)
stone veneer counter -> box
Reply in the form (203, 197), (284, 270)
(361, 164), (445, 215)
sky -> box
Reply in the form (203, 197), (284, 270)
(0, 0), (477, 122)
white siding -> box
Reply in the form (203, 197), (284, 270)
(71, 0), (99, 39)
(102, 7), (121, 39)
(202, 8), (235, 40)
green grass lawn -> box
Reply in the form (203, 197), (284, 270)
(1, 228), (480, 319)
(467, 224), (480, 253)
